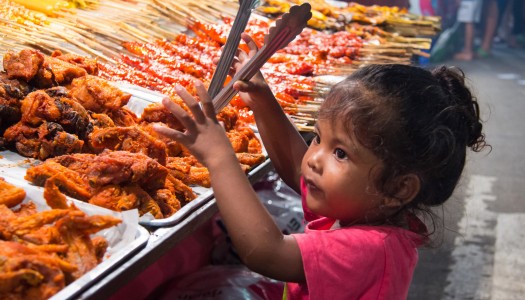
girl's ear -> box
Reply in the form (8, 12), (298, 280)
(383, 174), (420, 207)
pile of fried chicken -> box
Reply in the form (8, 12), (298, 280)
(0, 177), (121, 299)
(1, 49), (266, 219)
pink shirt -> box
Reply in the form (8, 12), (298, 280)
(286, 178), (427, 300)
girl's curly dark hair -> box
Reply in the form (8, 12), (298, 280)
(318, 64), (487, 213)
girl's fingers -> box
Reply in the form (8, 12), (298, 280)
(174, 84), (206, 124)
(152, 124), (188, 144)
(194, 80), (216, 118)
(241, 33), (259, 57)
(161, 97), (197, 133)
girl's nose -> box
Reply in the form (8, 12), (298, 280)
(307, 149), (322, 173)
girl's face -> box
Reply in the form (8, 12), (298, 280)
(301, 119), (386, 225)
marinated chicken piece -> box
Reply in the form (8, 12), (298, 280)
(165, 174), (197, 203)
(235, 125), (263, 154)
(43, 177), (71, 209)
(140, 122), (183, 157)
(89, 112), (115, 129)
(0, 97), (22, 134)
(140, 102), (184, 130)
(20, 90), (62, 126)
(54, 212), (120, 280)
(3, 49), (45, 81)
(0, 179), (120, 298)
(216, 106), (238, 131)
(89, 184), (165, 218)
(187, 166), (211, 187)
(165, 156), (192, 182)
(165, 156), (211, 187)
(25, 161), (92, 200)
(32, 56), (87, 88)
(0, 73), (30, 133)
(82, 150), (169, 190)
(151, 189), (181, 218)
(0, 177), (26, 208)
(88, 184), (141, 212)
(91, 236), (109, 262)
(0, 72), (32, 100)
(51, 50), (98, 75)
(20, 87), (92, 139)
(0, 241), (70, 299)
(89, 126), (167, 165)
(50, 153), (96, 173)
(68, 75), (131, 113)
(236, 152), (266, 166)
(107, 107), (139, 127)
(3, 122), (84, 160)
(226, 131), (249, 153)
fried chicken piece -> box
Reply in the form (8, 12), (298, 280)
(20, 90), (62, 126)
(82, 150), (169, 190)
(187, 166), (211, 187)
(68, 75), (130, 113)
(91, 236), (108, 262)
(236, 152), (266, 167)
(140, 122), (183, 157)
(32, 56), (87, 88)
(151, 189), (181, 218)
(165, 156), (211, 187)
(165, 156), (192, 182)
(0, 72), (30, 133)
(89, 112), (115, 128)
(165, 174), (197, 203)
(0, 96), (22, 134)
(0, 177), (26, 208)
(0, 241), (71, 299)
(88, 184), (140, 212)
(3, 49), (44, 82)
(89, 126), (167, 165)
(20, 87), (92, 138)
(0, 72), (32, 99)
(90, 184), (163, 218)
(235, 125), (263, 154)
(25, 161), (92, 200)
(226, 131), (249, 153)
(43, 177), (70, 209)
(107, 107), (138, 126)
(140, 102), (184, 130)
(3, 121), (84, 160)
(51, 50), (98, 75)
(217, 106), (238, 131)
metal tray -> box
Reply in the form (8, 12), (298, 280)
(140, 158), (272, 227)
(1, 175), (150, 300)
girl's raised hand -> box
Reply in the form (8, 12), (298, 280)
(153, 80), (235, 168)
(230, 33), (276, 109)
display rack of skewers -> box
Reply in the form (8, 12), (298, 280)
(0, 0), (441, 132)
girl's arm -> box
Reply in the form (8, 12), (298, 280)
(154, 82), (305, 283)
(232, 34), (308, 193)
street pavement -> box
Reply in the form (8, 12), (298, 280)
(408, 45), (525, 299)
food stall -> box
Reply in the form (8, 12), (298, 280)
(0, 0), (440, 298)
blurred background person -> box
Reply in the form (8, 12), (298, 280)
(454, 0), (484, 60)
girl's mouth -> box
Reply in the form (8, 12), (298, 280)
(304, 178), (321, 193)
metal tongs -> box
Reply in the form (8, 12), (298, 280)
(212, 3), (312, 113)
(208, 0), (260, 99)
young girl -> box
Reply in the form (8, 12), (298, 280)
(154, 34), (487, 299)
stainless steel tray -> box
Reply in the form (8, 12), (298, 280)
(140, 158), (272, 227)
(0, 175), (150, 300)
(51, 225), (149, 300)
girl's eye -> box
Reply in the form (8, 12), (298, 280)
(334, 148), (347, 159)
(312, 133), (320, 144)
